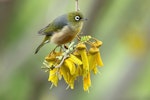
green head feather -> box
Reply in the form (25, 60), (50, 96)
(67, 11), (84, 26)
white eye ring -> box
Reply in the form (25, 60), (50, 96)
(75, 16), (80, 21)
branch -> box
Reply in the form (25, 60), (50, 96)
(75, 0), (80, 11)
(55, 53), (69, 68)
(55, 42), (76, 68)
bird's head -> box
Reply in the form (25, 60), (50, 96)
(67, 11), (86, 29)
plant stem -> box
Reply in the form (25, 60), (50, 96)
(75, 0), (80, 11)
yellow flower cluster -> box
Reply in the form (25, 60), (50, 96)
(42, 36), (103, 91)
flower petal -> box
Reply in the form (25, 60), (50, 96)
(48, 68), (59, 86)
(83, 73), (91, 91)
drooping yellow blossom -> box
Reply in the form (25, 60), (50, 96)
(93, 40), (103, 48)
(60, 64), (76, 89)
(96, 51), (104, 67)
(45, 51), (62, 69)
(88, 47), (99, 70)
(45, 52), (62, 86)
(76, 65), (83, 76)
(69, 54), (82, 66)
(91, 41), (104, 67)
(83, 73), (91, 91)
(64, 58), (76, 75)
(88, 40), (103, 75)
(59, 65), (69, 84)
(42, 35), (104, 92)
(89, 46), (104, 67)
(76, 43), (89, 76)
(73, 51), (83, 76)
(48, 68), (59, 86)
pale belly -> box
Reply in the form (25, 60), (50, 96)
(50, 26), (77, 45)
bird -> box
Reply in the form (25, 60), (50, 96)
(35, 11), (86, 54)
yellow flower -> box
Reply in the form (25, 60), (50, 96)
(60, 65), (69, 83)
(64, 58), (76, 75)
(88, 47), (98, 70)
(76, 65), (83, 76)
(41, 36), (104, 92)
(46, 52), (62, 87)
(83, 73), (91, 91)
(96, 51), (104, 67)
(67, 75), (76, 89)
(48, 68), (59, 86)
(60, 65), (76, 89)
(73, 50), (83, 76)
(93, 40), (103, 48)
(69, 54), (82, 66)
(76, 43), (89, 76)
(45, 51), (62, 62)
(45, 52), (62, 69)
(90, 42), (104, 67)
(88, 45), (103, 75)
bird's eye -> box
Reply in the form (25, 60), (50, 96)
(75, 16), (80, 21)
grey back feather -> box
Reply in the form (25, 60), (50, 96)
(38, 14), (68, 36)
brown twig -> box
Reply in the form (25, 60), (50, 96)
(75, 0), (80, 11)
(55, 54), (69, 68)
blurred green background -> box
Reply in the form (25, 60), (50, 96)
(0, 0), (150, 100)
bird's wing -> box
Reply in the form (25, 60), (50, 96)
(38, 14), (68, 36)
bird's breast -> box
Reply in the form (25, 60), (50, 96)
(50, 26), (78, 45)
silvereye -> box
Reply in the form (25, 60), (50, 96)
(35, 11), (85, 54)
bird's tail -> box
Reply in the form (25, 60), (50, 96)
(35, 36), (50, 54)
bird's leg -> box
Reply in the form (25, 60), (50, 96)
(76, 35), (81, 41)
(53, 45), (60, 51)
(60, 45), (66, 52)
(49, 45), (60, 54)
(64, 44), (68, 49)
